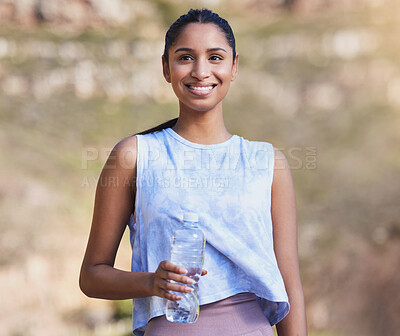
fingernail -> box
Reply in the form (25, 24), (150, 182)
(188, 278), (195, 284)
(186, 287), (194, 292)
(180, 268), (188, 274)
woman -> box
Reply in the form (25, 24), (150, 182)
(79, 8), (307, 336)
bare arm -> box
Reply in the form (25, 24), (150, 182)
(272, 147), (308, 336)
(79, 136), (202, 300)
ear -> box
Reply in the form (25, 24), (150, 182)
(162, 56), (171, 83)
(231, 53), (239, 82)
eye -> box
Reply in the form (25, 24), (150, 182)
(210, 55), (223, 61)
(179, 55), (193, 61)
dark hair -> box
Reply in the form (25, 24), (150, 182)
(135, 117), (178, 135)
(136, 8), (236, 136)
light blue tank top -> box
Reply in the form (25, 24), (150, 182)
(128, 127), (290, 335)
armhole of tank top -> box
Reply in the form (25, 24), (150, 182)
(133, 134), (141, 226)
(269, 143), (275, 188)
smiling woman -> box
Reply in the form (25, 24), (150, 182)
(79, 8), (307, 336)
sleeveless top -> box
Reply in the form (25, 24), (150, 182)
(128, 127), (290, 336)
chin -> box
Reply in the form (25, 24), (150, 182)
(186, 103), (220, 113)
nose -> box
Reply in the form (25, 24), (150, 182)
(191, 58), (210, 80)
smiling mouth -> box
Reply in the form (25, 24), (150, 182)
(185, 84), (217, 91)
(184, 84), (217, 95)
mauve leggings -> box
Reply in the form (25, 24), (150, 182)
(144, 292), (274, 336)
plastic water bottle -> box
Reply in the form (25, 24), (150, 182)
(165, 212), (205, 323)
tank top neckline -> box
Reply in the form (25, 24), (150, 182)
(164, 127), (239, 149)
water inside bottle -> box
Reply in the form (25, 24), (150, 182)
(165, 215), (205, 323)
(165, 291), (199, 323)
(165, 265), (202, 323)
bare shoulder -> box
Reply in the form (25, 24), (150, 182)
(271, 145), (295, 195)
(273, 146), (290, 171)
(108, 135), (137, 171)
(114, 135), (137, 152)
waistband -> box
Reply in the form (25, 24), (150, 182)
(201, 292), (257, 308)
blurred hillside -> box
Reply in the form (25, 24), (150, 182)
(1, 0), (400, 335)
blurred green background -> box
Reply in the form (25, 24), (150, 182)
(1, 0), (399, 335)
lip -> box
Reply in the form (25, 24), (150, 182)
(185, 82), (218, 87)
(184, 83), (217, 96)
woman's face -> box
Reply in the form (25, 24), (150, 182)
(162, 23), (239, 114)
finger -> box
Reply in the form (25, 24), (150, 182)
(164, 290), (183, 301)
(158, 281), (187, 301)
(157, 285), (183, 301)
(156, 267), (182, 282)
(165, 281), (194, 294)
(158, 276), (193, 294)
(161, 260), (187, 275)
(162, 271), (195, 285)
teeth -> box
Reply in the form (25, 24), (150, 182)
(188, 85), (214, 91)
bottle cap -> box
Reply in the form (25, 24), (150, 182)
(183, 212), (199, 222)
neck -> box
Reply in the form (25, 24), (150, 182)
(172, 102), (232, 145)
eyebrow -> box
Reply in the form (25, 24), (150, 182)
(174, 47), (227, 54)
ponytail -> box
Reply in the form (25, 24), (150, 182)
(135, 117), (178, 136)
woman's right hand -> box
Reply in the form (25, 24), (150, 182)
(151, 260), (206, 301)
